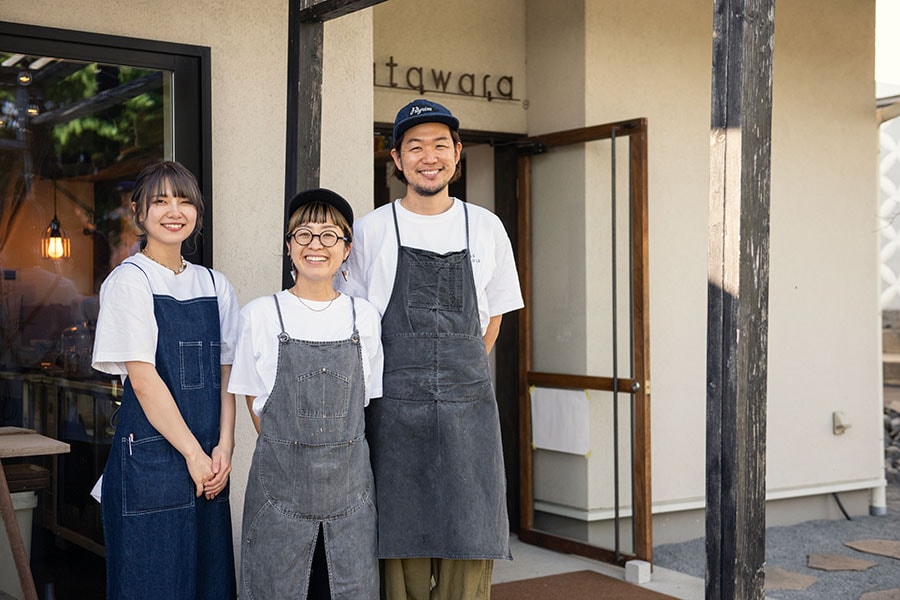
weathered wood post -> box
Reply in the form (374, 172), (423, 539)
(705, 1), (775, 599)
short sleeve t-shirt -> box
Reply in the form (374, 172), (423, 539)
(227, 291), (383, 415)
(339, 199), (523, 332)
(92, 252), (240, 377)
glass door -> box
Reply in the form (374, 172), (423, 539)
(0, 22), (210, 555)
(518, 118), (652, 565)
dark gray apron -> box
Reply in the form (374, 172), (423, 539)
(241, 295), (378, 599)
(368, 201), (510, 559)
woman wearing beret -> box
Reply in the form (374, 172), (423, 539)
(229, 189), (382, 599)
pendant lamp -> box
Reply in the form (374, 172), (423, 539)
(41, 180), (71, 260)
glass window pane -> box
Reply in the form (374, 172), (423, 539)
(0, 52), (170, 382)
(531, 388), (635, 553)
(0, 31), (205, 562)
(530, 140), (634, 378)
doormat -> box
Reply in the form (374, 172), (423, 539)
(491, 569), (678, 600)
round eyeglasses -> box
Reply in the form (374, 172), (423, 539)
(286, 229), (349, 247)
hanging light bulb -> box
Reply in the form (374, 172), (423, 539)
(41, 181), (71, 260)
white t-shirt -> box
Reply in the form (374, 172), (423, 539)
(339, 199), (524, 333)
(92, 253), (240, 377)
(227, 290), (383, 416)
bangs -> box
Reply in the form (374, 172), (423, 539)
(143, 165), (202, 203)
(288, 202), (351, 238)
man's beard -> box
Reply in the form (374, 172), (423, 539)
(409, 180), (449, 197)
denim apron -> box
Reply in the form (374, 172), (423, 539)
(241, 294), (378, 600)
(102, 264), (236, 600)
(368, 201), (511, 559)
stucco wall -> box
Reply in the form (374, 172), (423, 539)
(580, 0), (714, 508)
(521, 0), (883, 534)
(322, 10), (375, 215)
(372, 0), (527, 135)
(765, 1), (882, 493)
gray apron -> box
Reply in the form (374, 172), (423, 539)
(241, 295), (378, 599)
(368, 201), (511, 559)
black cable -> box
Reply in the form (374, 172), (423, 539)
(832, 492), (852, 521)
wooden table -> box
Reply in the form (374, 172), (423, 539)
(0, 427), (70, 600)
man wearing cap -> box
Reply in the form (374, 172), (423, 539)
(341, 99), (523, 599)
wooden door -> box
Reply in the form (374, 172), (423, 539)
(517, 118), (652, 565)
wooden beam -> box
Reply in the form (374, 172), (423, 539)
(493, 144), (521, 531)
(629, 122), (652, 563)
(295, 0), (389, 22)
(705, 1), (775, 599)
(878, 100), (900, 124)
(283, 8), (323, 288)
(517, 153), (534, 535)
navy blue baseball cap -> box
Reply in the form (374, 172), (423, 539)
(392, 99), (460, 143)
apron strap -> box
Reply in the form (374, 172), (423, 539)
(462, 200), (470, 251)
(390, 201), (402, 249)
(272, 294), (287, 334)
(124, 260), (150, 281)
(127, 260), (218, 292)
(392, 199), (470, 250)
(349, 295), (360, 338)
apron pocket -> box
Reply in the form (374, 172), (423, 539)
(296, 368), (350, 418)
(121, 435), (194, 515)
(259, 437), (352, 517)
(242, 504), (314, 600)
(406, 255), (464, 311)
(179, 340), (205, 390)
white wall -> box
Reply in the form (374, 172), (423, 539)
(372, 0), (528, 136)
(322, 11), (375, 219)
(877, 0), (900, 96)
(525, 0), (586, 133)
(522, 0), (883, 536)
(766, 0), (882, 494)
(580, 4), (712, 512)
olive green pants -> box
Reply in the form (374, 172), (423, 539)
(382, 558), (493, 600)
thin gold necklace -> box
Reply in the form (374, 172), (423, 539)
(289, 289), (338, 312)
(142, 249), (187, 274)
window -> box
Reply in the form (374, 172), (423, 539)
(0, 21), (211, 554)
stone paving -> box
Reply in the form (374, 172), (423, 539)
(654, 484), (900, 600)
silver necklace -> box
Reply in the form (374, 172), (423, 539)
(290, 289), (338, 312)
(142, 249), (187, 274)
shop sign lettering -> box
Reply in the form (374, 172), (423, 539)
(374, 56), (515, 101)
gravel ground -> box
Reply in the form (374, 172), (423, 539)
(653, 485), (900, 600)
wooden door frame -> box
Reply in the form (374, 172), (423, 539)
(517, 117), (651, 565)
